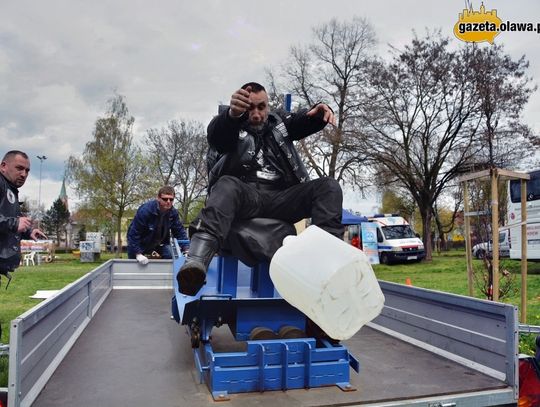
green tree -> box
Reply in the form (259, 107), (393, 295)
(72, 204), (117, 246)
(67, 94), (152, 256)
(42, 198), (70, 247)
(380, 189), (416, 221)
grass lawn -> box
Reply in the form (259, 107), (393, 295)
(1, 250), (540, 387)
(0, 253), (116, 344)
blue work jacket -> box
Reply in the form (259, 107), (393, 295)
(127, 199), (188, 258)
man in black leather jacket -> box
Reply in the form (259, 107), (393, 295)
(178, 82), (343, 296)
(0, 151), (47, 285)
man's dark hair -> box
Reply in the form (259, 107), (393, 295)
(2, 150), (29, 162)
(241, 82), (266, 93)
(158, 185), (175, 197)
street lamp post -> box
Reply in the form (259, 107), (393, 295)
(36, 155), (47, 225)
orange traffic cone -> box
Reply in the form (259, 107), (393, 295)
(405, 277), (412, 286)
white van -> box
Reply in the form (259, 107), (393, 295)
(472, 230), (510, 259)
(507, 169), (540, 260)
(369, 215), (425, 265)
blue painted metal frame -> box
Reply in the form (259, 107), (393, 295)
(171, 239), (358, 398)
(196, 338), (352, 399)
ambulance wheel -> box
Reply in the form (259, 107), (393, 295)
(475, 249), (486, 259)
(380, 253), (390, 265)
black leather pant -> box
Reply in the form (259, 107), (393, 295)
(192, 175), (344, 247)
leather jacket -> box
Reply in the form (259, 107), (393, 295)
(206, 107), (328, 190)
(0, 174), (31, 271)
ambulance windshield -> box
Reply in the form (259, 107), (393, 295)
(381, 225), (416, 240)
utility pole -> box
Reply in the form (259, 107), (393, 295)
(37, 155), (47, 226)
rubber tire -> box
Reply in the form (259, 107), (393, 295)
(278, 325), (306, 339)
(249, 327), (279, 340)
(475, 249), (486, 260)
(380, 252), (390, 265)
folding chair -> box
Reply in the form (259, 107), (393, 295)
(23, 252), (36, 266)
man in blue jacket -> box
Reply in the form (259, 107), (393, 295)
(127, 186), (189, 264)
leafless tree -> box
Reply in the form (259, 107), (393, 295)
(358, 34), (484, 260)
(470, 43), (538, 168)
(268, 17), (377, 189)
(145, 120), (208, 222)
(358, 33), (537, 261)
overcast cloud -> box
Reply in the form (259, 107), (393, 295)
(1, 0), (539, 215)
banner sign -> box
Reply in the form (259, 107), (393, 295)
(361, 223), (380, 265)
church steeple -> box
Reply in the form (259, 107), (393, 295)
(59, 178), (68, 210)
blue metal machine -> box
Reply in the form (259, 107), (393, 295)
(172, 239), (359, 401)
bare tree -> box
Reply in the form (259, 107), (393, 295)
(359, 33), (536, 261)
(145, 120), (208, 222)
(268, 17), (376, 188)
(67, 94), (152, 256)
(359, 34), (483, 261)
(470, 44), (538, 168)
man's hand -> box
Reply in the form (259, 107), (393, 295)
(30, 228), (47, 240)
(17, 217), (33, 233)
(307, 103), (336, 126)
(229, 86), (252, 118)
(136, 254), (149, 265)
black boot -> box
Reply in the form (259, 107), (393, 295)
(0, 269), (12, 290)
(177, 232), (218, 296)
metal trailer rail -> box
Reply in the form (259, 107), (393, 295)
(6, 258), (518, 406)
(7, 259), (171, 407)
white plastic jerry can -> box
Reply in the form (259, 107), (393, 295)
(269, 225), (385, 340)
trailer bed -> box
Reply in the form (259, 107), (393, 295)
(32, 289), (508, 407)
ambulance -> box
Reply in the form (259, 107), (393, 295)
(368, 214), (425, 265)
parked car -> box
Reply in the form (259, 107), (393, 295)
(472, 230), (510, 259)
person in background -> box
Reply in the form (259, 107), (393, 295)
(0, 150), (47, 287)
(351, 232), (360, 249)
(178, 82), (343, 296)
(127, 186), (189, 264)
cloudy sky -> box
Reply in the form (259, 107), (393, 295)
(2, 0), (539, 215)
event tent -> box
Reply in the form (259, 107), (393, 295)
(342, 209), (368, 225)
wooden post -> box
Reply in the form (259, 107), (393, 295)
(491, 169), (499, 302)
(463, 182), (474, 297)
(521, 179), (528, 323)
(459, 168), (529, 304)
